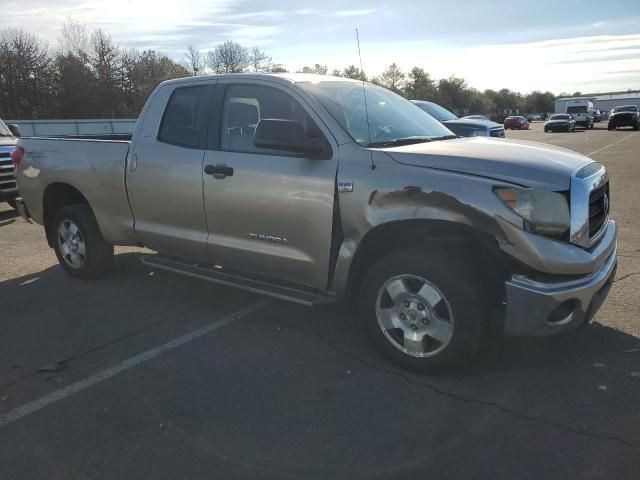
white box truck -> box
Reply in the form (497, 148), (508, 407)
(566, 100), (594, 129)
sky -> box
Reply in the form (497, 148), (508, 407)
(0, 0), (639, 94)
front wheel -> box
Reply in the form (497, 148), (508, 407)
(359, 250), (484, 371)
(52, 204), (113, 279)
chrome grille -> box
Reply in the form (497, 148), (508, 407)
(588, 182), (609, 238)
(489, 126), (505, 138)
(570, 163), (609, 248)
(0, 147), (17, 195)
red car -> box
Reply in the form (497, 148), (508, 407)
(504, 116), (530, 130)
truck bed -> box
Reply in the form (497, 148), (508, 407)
(16, 137), (138, 245)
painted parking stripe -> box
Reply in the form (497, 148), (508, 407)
(0, 300), (269, 429)
(588, 131), (639, 156)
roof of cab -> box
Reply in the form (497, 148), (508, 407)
(159, 72), (362, 88)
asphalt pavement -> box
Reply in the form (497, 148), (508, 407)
(1, 122), (639, 479)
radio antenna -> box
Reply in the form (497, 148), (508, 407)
(356, 28), (375, 170)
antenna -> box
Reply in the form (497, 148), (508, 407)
(356, 28), (375, 170)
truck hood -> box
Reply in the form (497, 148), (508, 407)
(380, 137), (592, 190)
(0, 136), (18, 147)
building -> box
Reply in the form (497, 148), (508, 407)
(555, 91), (640, 114)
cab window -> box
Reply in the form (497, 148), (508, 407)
(220, 84), (324, 156)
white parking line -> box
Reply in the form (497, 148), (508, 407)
(0, 300), (268, 429)
(588, 131), (639, 156)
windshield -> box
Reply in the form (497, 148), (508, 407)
(551, 114), (570, 120)
(0, 119), (12, 137)
(613, 105), (638, 113)
(412, 101), (458, 122)
(567, 105), (587, 114)
(299, 81), (452, 146)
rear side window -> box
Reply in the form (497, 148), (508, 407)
(158, 86), (207, 148)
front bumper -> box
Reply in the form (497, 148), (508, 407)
(503, 225), (617, 336)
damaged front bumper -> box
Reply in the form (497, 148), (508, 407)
(503, 220), (617, 336)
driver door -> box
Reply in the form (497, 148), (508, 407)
(202, 81), (339, 290)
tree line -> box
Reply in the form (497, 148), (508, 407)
(0, 22), (556, 120)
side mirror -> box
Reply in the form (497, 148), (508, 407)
(254, 119), (328, 158)
(8, 124), (21, 138)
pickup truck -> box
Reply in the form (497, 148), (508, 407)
(0, 118), (21, 208)
(14, 73), (618, 371)
(607, 105), (640, 130)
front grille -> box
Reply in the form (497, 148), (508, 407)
(588, 182), (609, 239)
(0, 157), (16, 194)
(490, 127), (505, 137)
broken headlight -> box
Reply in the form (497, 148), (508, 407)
(495, 187), (570, 239)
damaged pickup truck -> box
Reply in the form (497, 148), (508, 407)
(14, 74), (617, 370)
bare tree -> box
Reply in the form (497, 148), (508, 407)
(0, 29), (51, 118)
(89, 29), (122, 116)
(59, 17), (89, 59)
(249, 46), (272, 72)
(184, 45), (202, 76)
(206, 40), (249, 74)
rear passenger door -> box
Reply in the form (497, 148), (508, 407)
(202, 80), (338, 290)
(127, 82), (213, 260)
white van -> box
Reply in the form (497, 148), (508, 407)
(566, 100), (594, 129)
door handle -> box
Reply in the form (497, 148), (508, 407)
(204, 164), (234, 179)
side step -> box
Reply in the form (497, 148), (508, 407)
(141, 254), (336, 307)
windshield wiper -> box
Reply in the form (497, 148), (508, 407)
(429, 134), (460, 141)
(367, 137), (434, 148)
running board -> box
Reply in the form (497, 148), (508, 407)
(141, 254), (336, 307)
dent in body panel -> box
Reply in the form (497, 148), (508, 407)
(366, 185), (511, 246)
(330, 149), (520, 296)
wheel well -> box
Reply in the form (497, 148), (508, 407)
(42, 183), (90, 247)
(346, 220), (510, 308)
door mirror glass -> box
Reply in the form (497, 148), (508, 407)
(8, 124), (21, 138)
(254, 119), (325, 157)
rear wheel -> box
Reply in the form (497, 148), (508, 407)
(52, 204), (113, 279)
(359, 250), (484, 371)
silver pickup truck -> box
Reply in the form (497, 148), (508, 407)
(14, 73), (617, 371)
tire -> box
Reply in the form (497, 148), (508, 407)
(544, 129), (549, 133)
(52, 204), (113, 279)
(358, 249), (485, 371)
(634, 122), (640, 131)
(608, 125), (615, 131)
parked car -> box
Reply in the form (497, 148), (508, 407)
(566, 99), (594, 129)
(0, 118), (21, 209)
(593, 110), (602, 123)
(544, 114), (576, 133)
(411, 101), (505, 138)
(14, 74), (617, 371)
(504, 116), (530, 130)
(607, 105), (640, 130)
(526, 114), (542, 122)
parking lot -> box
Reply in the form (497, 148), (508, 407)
(1, 122), (639, 479)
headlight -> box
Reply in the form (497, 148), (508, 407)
(495, 187), (570, 239)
